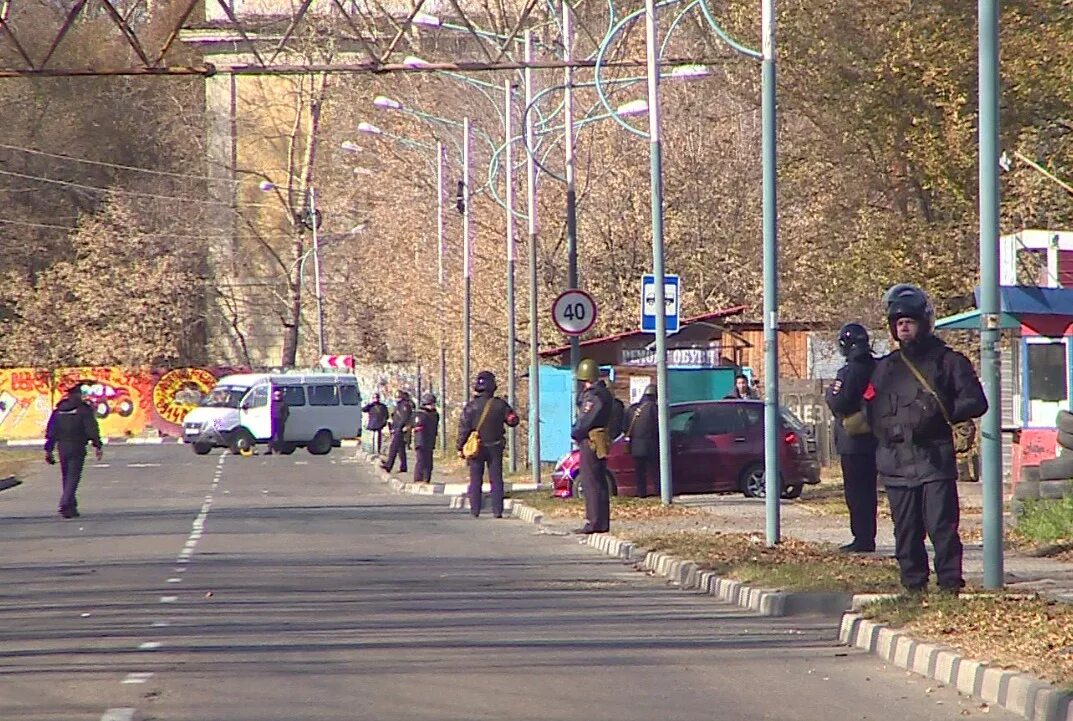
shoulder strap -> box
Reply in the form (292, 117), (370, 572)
(625, 404), (643, 437)
(474, 397), (495, 433)
(899, 351), (952, 426)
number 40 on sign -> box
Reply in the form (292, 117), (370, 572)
(552, 289), (597, 336)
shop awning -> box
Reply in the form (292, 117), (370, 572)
(935, 285), (1073, 331)
(934, 309), (1022, 330)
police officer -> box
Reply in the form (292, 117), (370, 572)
(413, 392), (439, 483)
(44, 383), (102, 519)
(625, 384), (659, 498)
(381, 390), (414, 473)
(268, 387), (289, 454)
(825, 323), (878, 553)
(598, 379), (625, 439)
(456, 371), (520, 517)
(363, 393), (389, 455)
(572, 358), (613, 534)
(866, 284), (987, 595)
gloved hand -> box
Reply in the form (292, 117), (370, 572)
(44, 452), (56, 466)
(94, 447), (104, 461)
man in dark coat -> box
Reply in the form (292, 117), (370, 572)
(572, 358), (613, 534)
(382, 390), (414, 473)
(363, 393), (389, 455)
(825, 323), (878, 553)
(44, 383), (102, 519)
(269, 387), (289, 454)
(625, 384), (659, 498)
(413, 392), (440, 482)
(865, 284), (988, 595)
(456, 371), (519, 518)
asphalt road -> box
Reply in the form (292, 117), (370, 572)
(0, 445), (1013, 721)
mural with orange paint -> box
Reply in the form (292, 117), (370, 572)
(151, 368), (221, 436)
(0, 368), (57, 440)
(54, 367), (156, 439)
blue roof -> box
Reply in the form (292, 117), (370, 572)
(935, 285), (1073, 330)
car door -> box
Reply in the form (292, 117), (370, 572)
(692, 405), (753, 492)
(668, 408), (700, 493)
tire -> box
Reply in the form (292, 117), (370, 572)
(781, 483), (803, 500)
(280, 443), (297, 455)
(1040, 480), (1072, 499)
(192, 441), (213, 456)
(1039, 456), (1073, 481)
(230, 428), (256, 456)
(1058, 431), (1073, 452)
(308, 430), (333, 455)
(95, 402), (110, 419)
(1021, 465), (1041, 483)
(1013, 479), (1041, 500)
(1058, 410), (1073, 434)
(740, 463), (766, 498)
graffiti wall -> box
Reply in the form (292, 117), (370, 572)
(0, 367), (247, 440)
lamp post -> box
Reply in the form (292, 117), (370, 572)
(504, 79), (518, 473)
(524, 30), (542, 482)
(462, 116), (472, 394)
(308, 187), (326, 358)
(562, 0), (580, 375)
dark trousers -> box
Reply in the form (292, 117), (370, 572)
(414, 445), (434, 482)
(841, 453), (878, 548)
(632, 454), (659, 498)
(384, 431), (407, 472)
(468, 445), (504, 517)
(270, 421), (286, 454)
(368, 428), (384, 455)
(886, 480), (964, 591)
(58, 444), (86, 515)
(580, 442), (610, 533)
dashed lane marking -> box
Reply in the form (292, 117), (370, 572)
(160, 596), (178, 604)
(137, 642), (161, 651)
(121, 673), (154, 685)
(100, 709), (138, 721)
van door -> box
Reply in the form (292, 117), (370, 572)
(241, 383), (272, 441)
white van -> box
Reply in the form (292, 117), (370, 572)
(182, 373), (362, 456)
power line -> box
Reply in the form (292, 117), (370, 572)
(0, 217), (238, 240)
(0, 143), (246, 185)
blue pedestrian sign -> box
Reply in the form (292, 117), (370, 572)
(641, 274), (680, 333)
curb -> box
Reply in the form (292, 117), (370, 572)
(0, 475), (20, 492)
(840, 613), (1073, 721)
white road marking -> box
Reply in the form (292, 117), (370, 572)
(175, 557), (188, 564)
(173, 567), (185, 573)
(100, 709), (138, 721)
(137, 642), (161, 650)
(189, 531), (202, 540)
(91, 464), (110, 468)
(183, 540), (197, 548)
(127, 463), (161, 468)
(80, 612), (91, 618)
(160, 596), (178, 604)
(166, 578), (182, 584)
(122, 672), (154, 684)
(151, 621), (170, 627)
(294, 461), (309, 465)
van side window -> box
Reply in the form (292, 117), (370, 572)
(308, 385), (339, 406)
(246, 385), (269, 409)
(340, 385), (361, 406)
(281, 386), (306, 407)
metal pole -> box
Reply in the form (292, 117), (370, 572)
(463, 117), (472, 395)
(978, 0), (1004, 589)
(644, 0), (672, 506)
(761, 0), (781, 545)
(437, 141), (448, 454)
(525, 30), (543, 484)
(504, 78), (517, 476)
(563, 0), (580, 374)
(309, 186), (326, 358)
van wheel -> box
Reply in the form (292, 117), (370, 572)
(193, 441), (213, 456)
(280, 443), (297, 455)
(231, 429), (256, 456)
(308, 430), (333, 455)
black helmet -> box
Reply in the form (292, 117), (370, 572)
(473, 370), (497, 394)
(643, 383), (657, 398)
(837, 323), (870, 358)
(420, 392), (436, 406)
(884, 283), (933, 338)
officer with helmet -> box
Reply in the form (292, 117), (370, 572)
(412, 392), (440, 482)
(571, 358), (614, 534)
(824, 323), (878, 553)
(456, 371), (520, 517)
(625, 384), (660, 498)
(865, 284), (987, 595)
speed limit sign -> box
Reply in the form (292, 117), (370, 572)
(552, 289), (597, 336)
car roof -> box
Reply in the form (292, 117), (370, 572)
(669, 399), (763, 410)
(215, 373), (358, 387)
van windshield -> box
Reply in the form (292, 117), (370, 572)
(200, 386), (248, 409)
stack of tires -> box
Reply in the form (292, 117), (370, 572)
(1040, 411), (1073, 482)
(1012, 411), (1073, 524)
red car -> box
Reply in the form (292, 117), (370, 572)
(551, 400), (820, 499)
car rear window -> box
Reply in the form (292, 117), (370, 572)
(308, 385), (339, 406)
(280, 386), (306, 407)
(340, 385), (361, 406)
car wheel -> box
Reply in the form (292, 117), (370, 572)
(740, 463), (766, 498)
(781, 483), (803, 500)
(308, 430), (333, 455)
(230, 428), (256, 456)
(95, 402), (110, 419)
(192, 441), (213, 456)
(280, 443), (297, 455)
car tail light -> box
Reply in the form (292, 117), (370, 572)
(784, 431), (798, 445)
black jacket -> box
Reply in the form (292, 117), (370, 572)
(598, 381), (625, 439)
(390, 398), (414, 433)
(572, 382), (613, 442)
(624, 399), (658, 457)
(363, 401), (388, 431)
(413, 406), (439, 449)
(824, 351), (877, 456)
(44, 395), (102, 453)
(270, 398), (289, 424)
(456, 392), (520, 451)
(865, 335), (987, 487)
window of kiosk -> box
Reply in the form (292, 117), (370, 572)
(1024, 338), (1069, 427)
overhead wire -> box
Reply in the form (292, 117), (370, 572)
(0, 216), (246, 240)
(0, 143), (248, 185)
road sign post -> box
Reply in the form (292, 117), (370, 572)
(552, 289), (597, 337)
(641, 274), (680, 333)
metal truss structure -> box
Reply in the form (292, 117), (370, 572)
(0, 0), (706, 76)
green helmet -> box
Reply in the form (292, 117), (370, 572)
(575, 358), (599, 382)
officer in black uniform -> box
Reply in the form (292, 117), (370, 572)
(456, 371), (520, 517)
(572, 358), (613, 534)
(268, 387), (289, 454)
(598, 379), (625, 439)
(362, 393), (389, 455)
(866, 284), (987, 595)
(381, 390), (414, 473)
(825, 323), (878, 553)
(44, 383), (103, 519)
(412, 392), (439, 482)
(625, 383), (659, 498)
